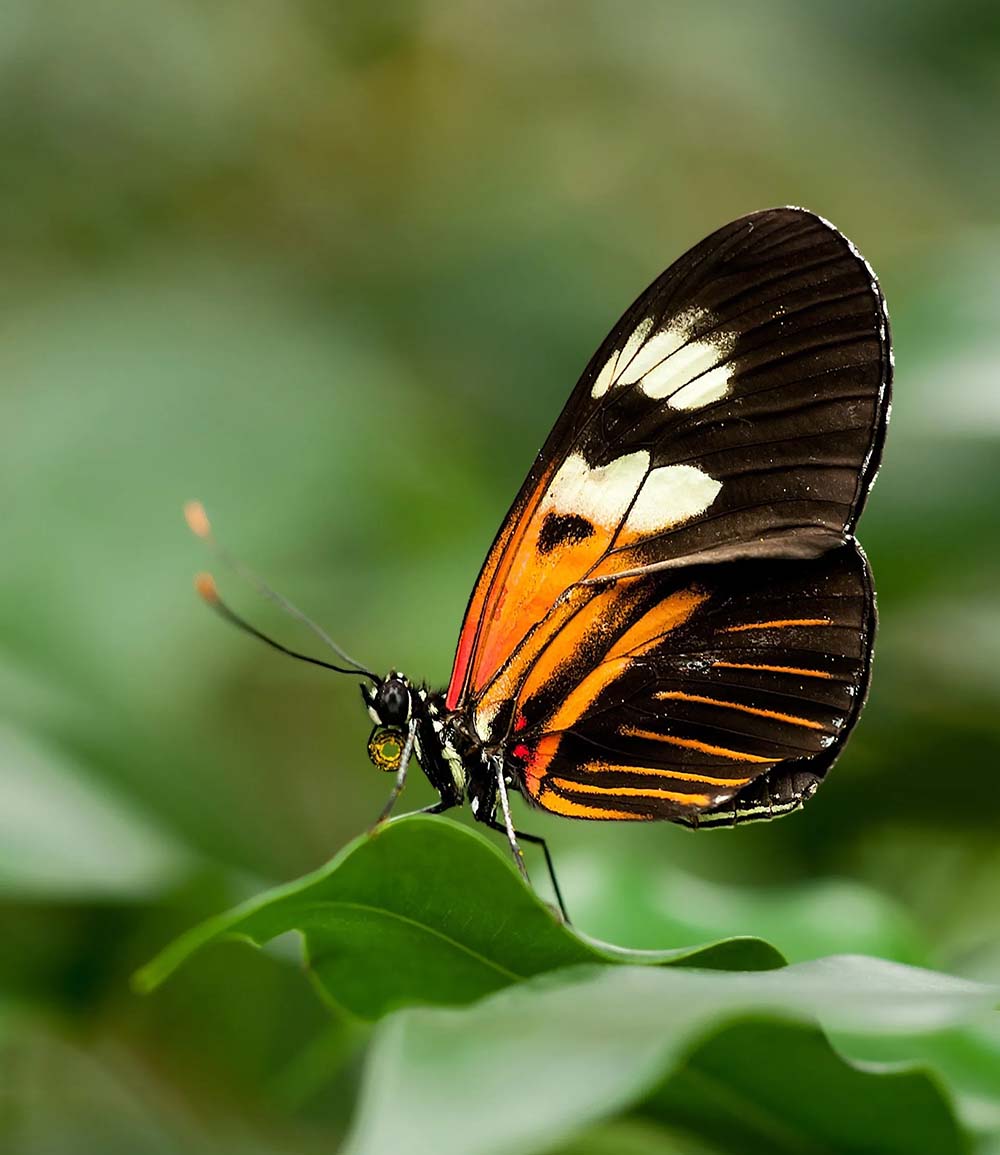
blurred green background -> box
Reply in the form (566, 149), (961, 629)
(2, 2), (999, 1151)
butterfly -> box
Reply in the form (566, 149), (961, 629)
(189, 207), (891, 920)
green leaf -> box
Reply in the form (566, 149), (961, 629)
(831, 1023), (1000, 1136)
(549, 1117), (723, 1155)
(0, 720), (191, 900)
(566, 850), (926, 965)
(135, 816), (783, 1018)
(343, 960), (997, 1155)
(646, 1017), (966, 1155)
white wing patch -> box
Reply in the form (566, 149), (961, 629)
(544, 451), (650, 528)
(618, 326), (690, 386)
(625, 464), (722, 533)
(591, 317), (653, 399)
(543, 451), (721, 537)
(667, 363), (731, 409)
(590, 348), (621, 399)
(591, 308), (735, 410)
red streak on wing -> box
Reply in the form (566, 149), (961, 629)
(446, 625), (476, 709)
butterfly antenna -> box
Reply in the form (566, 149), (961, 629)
(185, 501), (377, 681)
(193, 574), (371, 677)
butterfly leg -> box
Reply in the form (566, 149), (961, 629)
(489, 760), (569, 922)
(487, 819), (569, 923)
(370, 717), (419, 829)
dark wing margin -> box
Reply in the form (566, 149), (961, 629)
(511, 543), (876, 825)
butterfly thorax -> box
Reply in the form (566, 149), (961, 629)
(362, 672), (502, 817)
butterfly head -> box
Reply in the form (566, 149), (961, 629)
(362, 672), (413, 773)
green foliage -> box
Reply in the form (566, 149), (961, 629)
(137, 818), (997, 1154)
(136, 817), (784, 1018)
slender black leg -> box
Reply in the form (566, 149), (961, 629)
(487, 762), (569, 922)
(369, 718), (418, 830)
(485, 818), (569, 923)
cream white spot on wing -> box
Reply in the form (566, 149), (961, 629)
(612, 317), (653, 384)
(595, 307), (735, 410)
(667, 362), (732, 409)
(625, 463), (722, 533)
(636, 339), (732, 407)
(544, 450), (651, 529)
(618, 325), (690, 386)
(590, 348), (621, 399)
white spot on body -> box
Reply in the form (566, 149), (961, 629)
(625, 464), (722, 533)
(441, 736), (467, 794)
(473, 702), (500, 744)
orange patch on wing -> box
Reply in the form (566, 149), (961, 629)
(473, 583), (606, 740)
(619, 726), (776, 764)
(445, 516), (518, 709)
(583, 760), (753, 787)
(446, 459), (560, 709)
(654, 690), (827, 730)
(713, 661), (834, 679)
(724, 618), (832, 633)
(606, 586), (710, 661)
(540, 586), (710, 734)
(550, 777), (713, 807)
(520, 734), (561, 798)
(534, 789), (638, 820)
(468, 503), (608, 699)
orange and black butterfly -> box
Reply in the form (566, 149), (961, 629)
(190, 207), (891, 919)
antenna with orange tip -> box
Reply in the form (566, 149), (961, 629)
(185, 501), (377, 681)
(185, 500), (213, 540)
(194, 571), (219, 603)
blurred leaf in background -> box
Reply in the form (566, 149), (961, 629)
(2, 1), (1000, 1152)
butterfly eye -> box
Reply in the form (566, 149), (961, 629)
(367, 726), (406, 773)
(377, 677), (410, 725)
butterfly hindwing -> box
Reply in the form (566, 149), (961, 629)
(446, 208), (890, 714)
(508, 544), (875, 823)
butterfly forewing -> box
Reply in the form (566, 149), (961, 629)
(446, 208), (890, 716)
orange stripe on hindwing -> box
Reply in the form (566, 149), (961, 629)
(653, 690), (828, 731)
(617, 727), (775, 764)
(532, 787), (637, 820)
(575, 760), (754, 787)
(724, 618), (832, 633)
(550, 778), (714, 807)
(713, 661), (834, 679)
